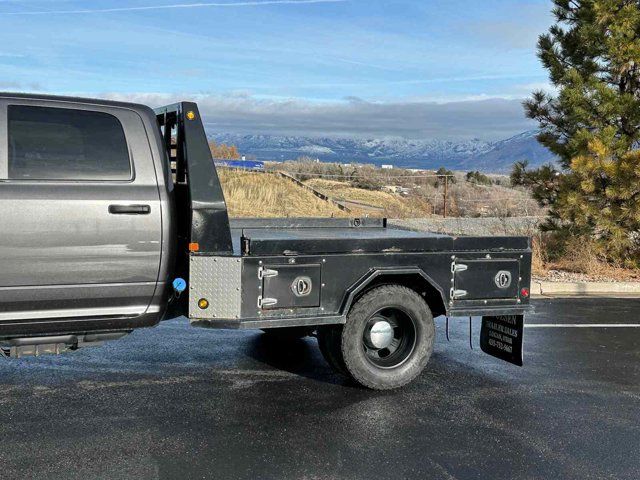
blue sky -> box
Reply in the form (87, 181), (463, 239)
(0, 0), (554, 139)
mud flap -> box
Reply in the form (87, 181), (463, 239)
(480, 315), (524, 366)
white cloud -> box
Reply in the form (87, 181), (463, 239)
(0, 0), (346, 15)
(102, 92), (536, 140)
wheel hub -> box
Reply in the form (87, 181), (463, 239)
(368, 319), (394, 349)
(362, 307), (418, 369)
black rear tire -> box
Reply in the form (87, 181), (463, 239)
(317, 325), (349, 375)
(340, 285), (435, 390)
(261, 327), (313, 341)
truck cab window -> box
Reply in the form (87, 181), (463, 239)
(8, 105), (131, 181)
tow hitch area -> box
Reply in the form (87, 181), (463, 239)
(0, 332), (131, 358)
(480, 315), (524, 366)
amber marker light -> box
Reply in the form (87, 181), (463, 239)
(198, 298), (209, 309)
(186, 111), (196, 120)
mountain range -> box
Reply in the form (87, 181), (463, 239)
(209, 130), (556, 173)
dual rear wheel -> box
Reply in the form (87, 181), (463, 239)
(318, 285), (435, 390)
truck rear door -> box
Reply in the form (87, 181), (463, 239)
(0, 100), (162, 323)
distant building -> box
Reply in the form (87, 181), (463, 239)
(381, 164), (394, 170)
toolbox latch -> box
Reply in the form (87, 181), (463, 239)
(257, 296), (278, 308)
(258, 267), (279, 280)
(451, 262), (468, 273)
(450, 288), (468, 299)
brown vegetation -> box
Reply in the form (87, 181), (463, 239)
(305, 178), (433, 218)
(443, 182), (543, 218)
(270, 159), (545, 218)
(209, 141), (240, 159)
(218, 169), (349, 218)
(532, 234), (639, 282)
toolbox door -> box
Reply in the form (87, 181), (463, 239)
(260, 264), (321, 310)
(452, 259), (520, 300)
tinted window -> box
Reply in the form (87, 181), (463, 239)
(8, 105), (131, 180)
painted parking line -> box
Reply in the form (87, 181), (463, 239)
(525, 324), (640, 328)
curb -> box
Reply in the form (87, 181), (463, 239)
(531, 280), (640, 297)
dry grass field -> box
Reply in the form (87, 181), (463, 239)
(218, 169), (350, 217)
(270, 160), (545, 218)
(305, 178), (433, 218)
(218, 169), (431, 218)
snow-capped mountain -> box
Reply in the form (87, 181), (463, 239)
(209, 130), (556, 173)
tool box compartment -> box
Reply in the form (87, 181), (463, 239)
(259, 264), (322, 310)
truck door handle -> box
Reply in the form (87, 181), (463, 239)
(108, 204), (151, 215)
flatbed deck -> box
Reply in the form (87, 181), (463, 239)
(229, 218), (529, 256)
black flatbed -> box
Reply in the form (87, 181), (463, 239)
(229, 218), (530, 256)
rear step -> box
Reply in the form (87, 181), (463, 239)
(0, 332), (131, 358)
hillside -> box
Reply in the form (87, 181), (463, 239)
(459, 131), (557, 171)
(210, 130), (556, 173)
(217, 169), (434, 218)
(218, 169), (348, 218)
(304, 178), (433, 218)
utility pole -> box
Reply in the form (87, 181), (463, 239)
(443, 175), (448, 218)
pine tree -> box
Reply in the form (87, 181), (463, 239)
(510, 160), (529, 187)
(434, 167), (455, 187)
(466, 170), (492, 186)
(524, 0), (640, 267)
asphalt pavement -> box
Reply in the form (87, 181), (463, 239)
(0, 297), (639, 479)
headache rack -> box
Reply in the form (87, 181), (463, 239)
(154, 102), (233, 255)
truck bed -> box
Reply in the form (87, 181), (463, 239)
(229, 218), (529, 256)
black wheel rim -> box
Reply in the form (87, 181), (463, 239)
(362, 306), (417, 369)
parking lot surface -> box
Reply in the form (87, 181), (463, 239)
(0, 297), (638, 479)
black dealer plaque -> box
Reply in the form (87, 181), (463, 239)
(480, 315), (524, 366)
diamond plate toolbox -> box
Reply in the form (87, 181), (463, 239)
(189, 255), (242, 320)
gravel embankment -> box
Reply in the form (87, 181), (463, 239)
(390, 216), (543, 237)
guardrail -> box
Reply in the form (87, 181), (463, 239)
(276, 171), (353, 213)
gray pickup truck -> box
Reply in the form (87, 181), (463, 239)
(0, 93), (532, 389)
